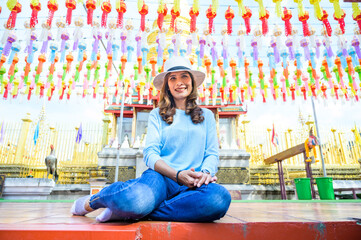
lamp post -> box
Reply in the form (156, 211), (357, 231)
(241, 117), (250, 150)
(311, 96), (327, 177)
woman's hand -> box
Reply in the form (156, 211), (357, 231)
(193, 172), (218, 188)
(178, 168), (202, 188)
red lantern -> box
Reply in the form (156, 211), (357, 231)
(318, 10), (332, 37)
(86, 0), (96, 26)
(321, 84), (327, 98)
(170, 7), (180, 31)
(6, 2), (22, 29)
(225, 6), (234, 35)
(65, 0), (77, 25)
(189, 7), (199, 33)
(334, 10), (346, 34)
(30, 2), (41, 28)
(158, 4), (168, 31)
(242, 7), (252, 35)
(281, 7), (292, 36)
(139, 3), (149, 32)
(47, 0), (58, 27)
(101, 1), (112, 28)
(116, 0), (127, 28)
(206, 5), (216, 34)
(259, 10), (270, 35)
(299, 11), (310, 37)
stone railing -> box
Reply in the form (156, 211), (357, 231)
(97, 147), (251, 184)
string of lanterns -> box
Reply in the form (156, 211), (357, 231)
(0, 0), (360, 104)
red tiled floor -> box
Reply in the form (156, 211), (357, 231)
(0, 201), (360, 240)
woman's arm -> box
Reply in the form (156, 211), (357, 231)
(201, 109), (219, 176)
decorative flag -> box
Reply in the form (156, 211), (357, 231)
(271, 123), (279, 147)
(76, 123), (82, 143)
(0, 121), (4, 144)
(33, 122), (39, 145)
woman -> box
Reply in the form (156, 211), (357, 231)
(71, 56), (231, 222)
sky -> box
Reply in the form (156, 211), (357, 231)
(0, 0), (360, 129)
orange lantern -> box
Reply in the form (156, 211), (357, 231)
(65, 0), (77, 25)
(66, 52), (74, 73)
(149, 57), (157, 77)
(321, 84), (327, 98)
(86, 0), (96, 25)
(101, 1), (112, 28)
(30, 2), (41, 28)
(230, 59), (237, 78)
(7, 2), (22, 29)
(157, 3), (168, 31)
(47, 0), (58, 27)
(37, 54), (46, 75)
(225, 6), (234, 35)
(139, 3), (149, 32)
(189, 7), (199, 33)
(206, 5), (216, 34)
(116, 0), (127, 28)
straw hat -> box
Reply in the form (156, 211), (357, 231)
(153, 56), (205, 90)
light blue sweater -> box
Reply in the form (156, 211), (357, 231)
(143, 107), (219, 176)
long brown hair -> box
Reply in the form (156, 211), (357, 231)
(158, 71), (204, 124)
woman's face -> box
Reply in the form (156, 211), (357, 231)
(167, 71), (193, 102)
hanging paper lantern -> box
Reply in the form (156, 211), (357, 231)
(310, 0), (323, 19)
(65, 0), (76, 25)
(206, 5), (216, 34)
(281, 7), (292, 36)
(259, 10), (270, 35)
(242, 7), (252, 35)
(66, 52), (73, 73)
(158, 3), (168, 31)
(3, 32), (16, 56)
(60, 31), (70, 62)
(7, 42), (20, 64)
(318, 10), (332, 37)
(30, 1), (41, 28)
(73, 17), (83, 51)
(189, 7), (199, 33)
(56, 18), (66, 41)
(300, 38), (311, 61)
(6, 2), (21, 29)
(86, 0), (96, 26)
(270, 38), (280, 64)
(170, 7), (180, 31)
(101, 1), (112, 28)
(273, 0), (283, 17)
(334, 10), (346, 35)
(139, 3), (149, 32)
(47, 0), (58, 27)
(299, 11), (310, 37)
(116, 0), (127, 28)
(225, 6), (234, 35)
(352, 37), (361, 59)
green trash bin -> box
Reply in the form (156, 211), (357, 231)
(315, 177), (335, 200)
(294, 178), (312, 200)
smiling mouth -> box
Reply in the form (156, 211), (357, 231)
(175, 87), (187, 92)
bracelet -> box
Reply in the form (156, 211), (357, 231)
(176, 170), (183, 185)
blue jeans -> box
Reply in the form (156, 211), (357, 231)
(89, 169), (231, 222)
